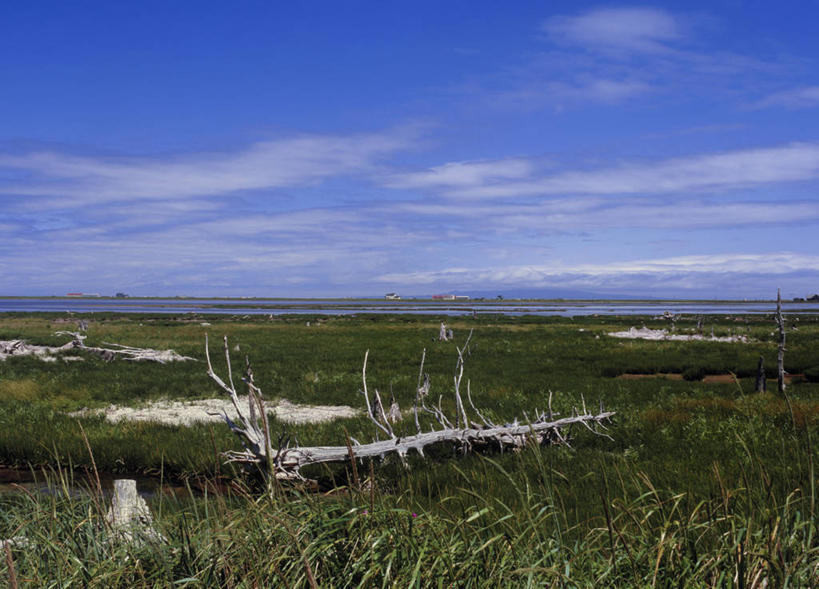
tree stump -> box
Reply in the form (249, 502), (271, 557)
(755, 355), (766, 393)
(107, 479), (165, 545)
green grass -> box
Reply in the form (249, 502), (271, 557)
(0, 311), (818, 585)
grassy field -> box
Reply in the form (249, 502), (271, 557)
(0, 311), (817, 586)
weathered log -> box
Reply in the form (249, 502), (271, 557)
(1, 332), (193, 364)
(58, 332), (195, 363)
(206, 333), (615, 482)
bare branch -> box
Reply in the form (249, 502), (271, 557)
(207, 335), (616, 482)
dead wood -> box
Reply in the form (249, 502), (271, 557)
(0, 331), (195, 364)
(755, 355), (766, 394)
(776, 289), (786, 395)
(206, 332), (615, 482)
(438, 322), (454, 342)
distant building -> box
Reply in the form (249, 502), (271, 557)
(454, 295), (470, 301)
(432, 294), (456, 301)
(66, 293), (83, 297)
(385, 292), (401, 300)
(115, 292), (128, 298)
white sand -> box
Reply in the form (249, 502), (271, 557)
(607, 327), (748, 343)
(72, 397), (359, 426)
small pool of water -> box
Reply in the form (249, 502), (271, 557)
(0, 467), (211, 499)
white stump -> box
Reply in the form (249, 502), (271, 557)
(107, 479), (165, 544)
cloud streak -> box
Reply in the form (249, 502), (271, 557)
(431, 143), (819, 199)
(384, 158), (534, 189)
(391, 198), (819, 230)
(375, 253), (819, 287)
(542, 7), (682, 54)
(756, 86), (819, 109)
(0, 129), (416, 204)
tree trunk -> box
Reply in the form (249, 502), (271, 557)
(776, 289), (786, 395)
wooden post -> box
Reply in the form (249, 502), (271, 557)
(755, 355), (766, 393)
(776, 289), (786, 395)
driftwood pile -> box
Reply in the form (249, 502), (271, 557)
(0, 332), (194, 364)
(206, 332), (615, 482)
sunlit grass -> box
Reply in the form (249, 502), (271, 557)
(0, 311), (817, 584)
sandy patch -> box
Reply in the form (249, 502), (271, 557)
(72, 397), (359, 426)
(607, 327), (748, 343)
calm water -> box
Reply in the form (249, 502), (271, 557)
(1, 297), (817, 316)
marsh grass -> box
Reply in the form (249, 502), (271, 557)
(0, 312), (818, 585)
(0, 429), (816, 587)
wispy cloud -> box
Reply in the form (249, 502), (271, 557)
(440, 143), (819, 199)
(384, 158), (534, 189)
(0, 129), (417, 204)
(391, 198), (819, 231)
(755, 86), (819, 109)
(375, 253), (819, 288)
(467, 6), (791, 111)
(542, 7), (682, 54)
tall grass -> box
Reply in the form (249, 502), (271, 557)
(0, 312), (817, 584)
(0, 430), (816, 587)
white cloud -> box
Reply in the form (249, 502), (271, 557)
(0, 129), (416, 204)
(756, 86), (819, 109)
(445, 143), (819, 199)
(543, 7), (682, 53)
(470, 6), (790, 112)
(392, 198), (819, 231)
(385, 159), (534, 189)
(375, 253), (819, 286)
(493, 77), (652, 109)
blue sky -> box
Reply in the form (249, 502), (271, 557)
(2, 1), (818, 299)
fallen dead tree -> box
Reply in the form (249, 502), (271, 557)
(58, 332), (195, 363)
(0, 339), (77, 361)
(0, 332), (194, 364)
(206, 332), (614, 482)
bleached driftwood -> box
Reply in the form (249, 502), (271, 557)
(206, 332), (615, 482)
(776, 289), (787, 394)
(107, 479), (166, 545)
(387, 397), (402, 423)
(438, 322), (454, 342)
(0, 338), (78, 361)
(60, 332), (195, 363)
(6, 331), (195, 364)
(608, 327), (748, 343)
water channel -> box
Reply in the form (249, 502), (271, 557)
(2, 297), (818, 316)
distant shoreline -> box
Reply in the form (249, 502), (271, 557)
(1, 295), (814, 304)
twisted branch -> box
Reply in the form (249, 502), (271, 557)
(206, 333), (615, 482)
